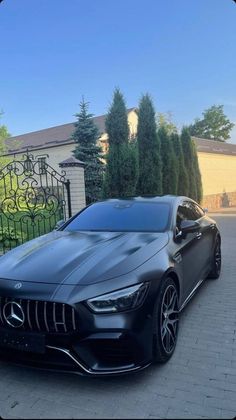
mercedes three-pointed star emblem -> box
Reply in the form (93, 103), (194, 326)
(3, 301), (25, 328)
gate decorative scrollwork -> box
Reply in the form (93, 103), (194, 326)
(0, 152), (71, 254)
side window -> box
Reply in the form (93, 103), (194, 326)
(183, 201), (200, 221)
(176, 201), (200, 230)
(193, 203), (204, 219)
(38, 157), (47, 174)
(176, 205), (189, 230)
(24, 158), (33, 172)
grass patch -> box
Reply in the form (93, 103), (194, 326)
(0, 208), (64, 254)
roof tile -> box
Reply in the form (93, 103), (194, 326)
(5, 109), (135, 154)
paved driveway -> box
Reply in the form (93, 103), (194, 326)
(0, 216), (235, 419)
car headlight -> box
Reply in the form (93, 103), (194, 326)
(86, 283), (149, 314)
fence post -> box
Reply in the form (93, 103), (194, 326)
(59, 157), (86, 219)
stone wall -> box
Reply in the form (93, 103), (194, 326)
(202, 191), (236, 211)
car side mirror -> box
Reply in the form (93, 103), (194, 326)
(54, 219), (65, 230)
(181, 220), (200, 234)
(203, 208), (208, 214)
(176, 220), (200, 239)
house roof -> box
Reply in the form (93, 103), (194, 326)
(193, 137), (236, 156)
(5, 108), (136, 154)
(5, 113), (236, 157)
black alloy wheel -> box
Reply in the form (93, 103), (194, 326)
(153, 277), (179, 363)
(208, 237), (221, 279)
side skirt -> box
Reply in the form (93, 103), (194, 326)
(179, 278), (204, 312)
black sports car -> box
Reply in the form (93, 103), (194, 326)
(0, 196), (221, 376)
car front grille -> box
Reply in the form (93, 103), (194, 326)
(0, 297), (78, 334)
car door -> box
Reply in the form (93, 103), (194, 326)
(191, 202), (215, 275)
(174, 201), (204, 301)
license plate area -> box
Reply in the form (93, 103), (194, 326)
(0, 330), (45, 354)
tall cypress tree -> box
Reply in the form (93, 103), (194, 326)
(0, 115), (18, 200)
(170, 132), (189, 196)
(181, 127), (196, 200)
(192, 142), (203, 203)
(72, 98), (104, 204)
(181, 127), (202, 202)
(103, 88), (138, 197)
(137, 94), (162, 196)
(159, 126), (178, 195)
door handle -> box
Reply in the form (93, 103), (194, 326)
(196, 232), (202, 240)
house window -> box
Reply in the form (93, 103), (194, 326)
(24, 158), (33, 172)
(38, 157), (47, 174)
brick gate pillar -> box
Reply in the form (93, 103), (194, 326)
(59, 157), (86, 219)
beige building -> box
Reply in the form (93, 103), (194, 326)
(5, 108), (138, 172)
(193, 137), (236, 210)
(4, 108), (236, 211)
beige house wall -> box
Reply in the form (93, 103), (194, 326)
(128, 109), (138, 137)
(7, 109), (138, 170)
(11, 143), (74, 174)
(198, 152), (236, 196)
(98, 109), (138, 154)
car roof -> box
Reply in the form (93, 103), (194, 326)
(97, 195), (195, 205)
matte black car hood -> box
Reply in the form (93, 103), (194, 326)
(0, 230), (169, 285)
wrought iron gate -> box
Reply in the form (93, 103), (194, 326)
(0, 152), (71, 255)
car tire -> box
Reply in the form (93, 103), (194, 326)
(207, 236), (221, 279)
(152, 277), (179, 363)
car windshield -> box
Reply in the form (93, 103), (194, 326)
(64, 201), (170, 233)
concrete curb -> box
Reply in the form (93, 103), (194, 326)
(209, 213), (236, 216)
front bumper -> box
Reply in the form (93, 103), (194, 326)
(0, 342), (151, 376)
(0, 273), (160, 376)
(0, 301), (154, 376)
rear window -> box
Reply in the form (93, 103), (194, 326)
(64, 201), (170, 233)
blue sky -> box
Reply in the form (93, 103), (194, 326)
(0, 0), (236, 142)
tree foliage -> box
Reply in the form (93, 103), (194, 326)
(188, 105), (234, 142)
(103, 88), (138, 197)
(0, 113), (10, 167)
(170, 133), (189, 196)
(156, 112), (177, 135)
(0, 113), (14, 204)
(192, 143), (203, 203)
(180, 127), (202, 202)
(72, 99), (104, 204)
(105, 88), (129, 147)
(158, 127), (178, 195)
(137, 94), (162, 196)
